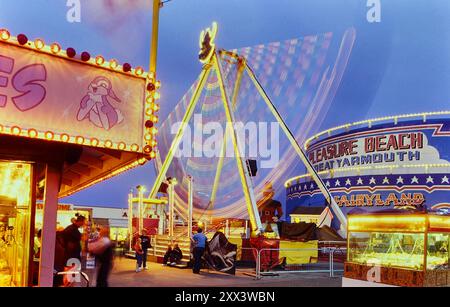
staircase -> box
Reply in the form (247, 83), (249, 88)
(153, 225), (191, 264)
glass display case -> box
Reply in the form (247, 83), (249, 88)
(344, 212), (450, 287)
(0, 162), (33, 287)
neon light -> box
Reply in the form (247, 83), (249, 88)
(304, 111), (450, 149)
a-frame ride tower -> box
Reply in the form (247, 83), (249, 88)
(148, 22), (348, 236)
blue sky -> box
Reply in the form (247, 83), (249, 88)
(1, 0), (449, 208)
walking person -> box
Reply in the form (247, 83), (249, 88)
(134, 238), (144, 272)
(88, 227), (114, 287)
(140, 229), (151, 270)
(191, 228), (207, 274)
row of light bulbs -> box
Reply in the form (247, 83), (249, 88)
(143, 75), (161, 159)
(1, 124), (140, 151)
(0, 28), (148, 77)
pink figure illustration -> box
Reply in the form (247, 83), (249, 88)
(77, 76), (124, 130)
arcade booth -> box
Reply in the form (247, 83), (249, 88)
(0, 28), (160, 286)
(343, 212), (450, 287)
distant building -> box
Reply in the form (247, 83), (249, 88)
(35, 203), (128, 242)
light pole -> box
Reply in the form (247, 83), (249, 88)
(187, 175), (193, 240)
(137, 185), (146, 235)
(168, 177), (177, 239)
(128, 190), (133, 252)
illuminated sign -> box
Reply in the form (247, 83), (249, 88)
(199, 22), (218, 64)
(306, 121), (449, 172)
(333, 192), (425, 208)
(36, 203), (72, 211)
(286, 117), (450, 230)
(0, 31), (153, 153)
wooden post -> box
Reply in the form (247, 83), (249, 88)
(38, 163), (61, 287)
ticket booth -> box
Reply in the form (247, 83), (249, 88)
(0, 29), (160, 286)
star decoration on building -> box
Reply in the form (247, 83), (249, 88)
(411, 176), (419, 184)
(345, 179), (351, 186)
(356, 178), (363, 185)
(334, 179), (341, 187)
(396, 176), (404, 184)
(310, 183), (315, 189)
(325, 181), (331, 187)
(382, 177), (390, 184)
(442, 176), (449, 184)
(369, 177), (376, 185)
(426, 176), (434, 184)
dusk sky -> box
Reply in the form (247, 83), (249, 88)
(1, 0), (449, 208)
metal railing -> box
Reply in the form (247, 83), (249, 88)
(235, 247), (259, 279)
(56, 270), (90, 287)
(254, 246), (346, 280)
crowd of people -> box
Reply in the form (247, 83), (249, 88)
(34, 213), (212, 287)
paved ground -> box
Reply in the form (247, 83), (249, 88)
(98, 257), (342, 287)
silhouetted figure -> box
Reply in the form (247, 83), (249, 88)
(88, 227), (114, 287)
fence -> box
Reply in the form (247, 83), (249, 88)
(255, 246), (345, 279)
(234, 242), (346, 280)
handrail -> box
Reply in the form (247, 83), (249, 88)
(255, 247), (344, 279)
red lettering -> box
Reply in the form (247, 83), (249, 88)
(349, 140), (358, 154)
(376, 135), (387, 151)
(308, 151), (315, 164)
(398, 133), (409, 149)
(365, 137), (374, 153)
(410, 133), (423, 149)
(327, 144), (336, 159)
(386, 134), (398, 151)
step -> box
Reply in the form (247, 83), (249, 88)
(154, 243), (191, 249)
(155, 249), (190, 255)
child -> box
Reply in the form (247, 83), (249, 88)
(134, 238), (144, 272)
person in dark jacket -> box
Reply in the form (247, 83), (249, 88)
(163, 245), (173, 265)
(62, 215), (86, 261)
(139, 229), (151, 270)
(171, 243), (183, 265)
